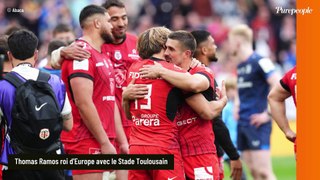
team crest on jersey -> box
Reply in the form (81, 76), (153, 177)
(115, 69), (126, 88)
(114, 50), (122, 60)
(39, 128), (50, 140)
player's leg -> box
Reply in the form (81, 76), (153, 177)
(250, 122), (276, 180)
(250, 150), (276, 180)
(241, 150), (257, 179)
(238, 124), (260, 179)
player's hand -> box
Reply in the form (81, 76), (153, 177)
(139, 62), (163, 79)
(230, 159), (243, 180)
(61, 42), (91, 60)
(122, 78), (148, 100)
(119, 143), (129, 154)
(190, 58), (204, 68)
(100, 141), (117, 154)
(216, 81), (228, 104)
(212, 81), (228, 112)
(284, 129), (296, 142)
(250, 111), (270, 128)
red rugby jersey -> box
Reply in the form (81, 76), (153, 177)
(102, 33), (140, 128)
(176, 66), (217, 156)
(280, 66), (297, 106)
(127, 58), (185, 149)
(61, 39), (116, 142)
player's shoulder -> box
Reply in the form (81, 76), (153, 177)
(161, 61), (185, 72)
(129, 59), (150, 69)
(287, 66), (296, 75)
(125, 33), (138, 41)
(250, 53), (275, 74)
(75, 39), (93, 52)
(191, 65), (214, 76)
(283, 66), (296, 80)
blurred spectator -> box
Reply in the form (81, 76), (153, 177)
(38, 39), (67, 78)
(37, 23), (76, 68)
(133, 14), (153, 35)
(193, 0), (213, 17)
(251, 4), (276, 57)
(4, 24), (23, 36)
(211, 0), (239, 18)
(0, 35), (11, 77)
(53, 23), (77, 45)
(171, 13), (187, 31)
(207, 15), (230, 47)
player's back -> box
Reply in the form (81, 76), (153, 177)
(127, 58), (184, 149)
(176, 66), (217, 156)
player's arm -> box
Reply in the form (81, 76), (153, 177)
(51, 43), (90, 69)
(268, 81), (296, 142)
(139, 63), (209, 93)
(185, 81), (227, 120)
(122, 99), (131, 120)
(122, 79), (149, 119)
(214, 117), (242, 179)
(60, 94), (73, 131)
(70, 76), (116, 154)
(114, 101), (129, 154)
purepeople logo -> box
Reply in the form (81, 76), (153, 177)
(6, 7), (25, 13)
(275, 6), (312, 15)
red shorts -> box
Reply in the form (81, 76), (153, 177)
(218, 156), (224, 180)
(128, 146), (185, 180)
(183, 154), (220, 180)
(63, 138), (115, 175)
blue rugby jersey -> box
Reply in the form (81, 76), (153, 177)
(237, 52), (276, 125)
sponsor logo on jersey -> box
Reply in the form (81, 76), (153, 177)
(73, 59), (89, 70)
(251, 140), (260, 147)
(194, 166), (214, 180)
(129, 72), (141, 79)
(96, 62), (104, 67)
(102, 96), (115, 101)
(128, 49), (140, 60)
(89, 148), (101, 154)
(132, 114), (160, 126)
(115, 69), (127, 88)
(237, 77), (253, 88)
(258, 58), (275, 73)
(115, 50), (122, 60)
(176, 117), (197, 126)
